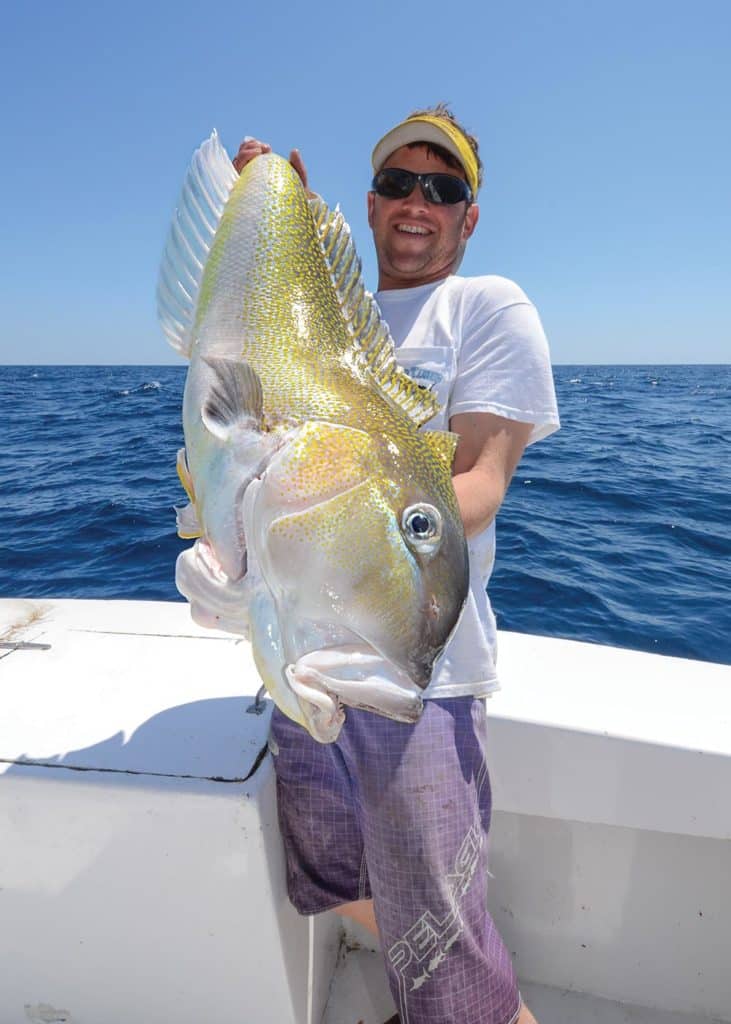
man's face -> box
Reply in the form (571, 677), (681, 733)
(367, 144), (479, 291)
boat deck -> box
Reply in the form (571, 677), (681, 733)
(323, 943), (726, 1024)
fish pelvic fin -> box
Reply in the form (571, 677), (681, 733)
(175, 502), (202, 539)
(423, 429), (460, 470)
(201, 356), (264, 441)
(176, 447), (196, 502)
(175, 447), (202, 538)
(157, 131), (239, 358)
(308, 195), (442, 429)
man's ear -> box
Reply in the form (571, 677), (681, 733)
(462, 203), (479, 241)
(367, 190), (376, 229)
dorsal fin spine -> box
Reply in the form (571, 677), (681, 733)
(334, 249), (356, 291)
(341, 273), (359, 305)
(331, 232), (350, 270)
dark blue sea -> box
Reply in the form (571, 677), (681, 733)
(2, 365), (729, 665)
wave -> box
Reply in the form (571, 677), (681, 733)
(114, 380), (163, 397)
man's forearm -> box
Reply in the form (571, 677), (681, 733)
(449, 412), (533, 539)
(452, 468), (506, 538)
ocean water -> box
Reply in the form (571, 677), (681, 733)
(1, 364), (729, 665)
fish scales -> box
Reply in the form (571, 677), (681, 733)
(204, 160), (394, 431)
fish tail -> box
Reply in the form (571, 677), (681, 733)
(157, 131), (239, 357)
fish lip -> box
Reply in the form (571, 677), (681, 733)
(291, 645), (425, 723)
(193, 536), (229, 583)
(285, 661), (345, 742)
(342, 629), (435, 691)
(302, 696), (345, 744)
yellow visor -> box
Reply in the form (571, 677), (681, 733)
(371, 115), (480, 197)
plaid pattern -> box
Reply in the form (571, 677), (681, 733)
(270, 698), (520, 1024)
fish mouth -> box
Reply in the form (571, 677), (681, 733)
(285, 663), (346, 744)
(286, 644), (425, 735)
(175, 539), (252, 636)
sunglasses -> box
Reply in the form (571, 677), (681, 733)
(372, 167), (473, 206)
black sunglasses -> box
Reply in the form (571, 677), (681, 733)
(372, 167), (473, 206)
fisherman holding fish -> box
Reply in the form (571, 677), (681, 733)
(228, 107), (559, 1024)
(160, 105), (559, 1024)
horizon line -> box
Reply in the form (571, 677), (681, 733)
(1, 362), (729, 370)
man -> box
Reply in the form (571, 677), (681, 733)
(234, 106), (559, 1024)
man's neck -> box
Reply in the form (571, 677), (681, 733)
(377, 269), (454, 292)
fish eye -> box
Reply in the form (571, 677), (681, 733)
(402, 503), (442, 553)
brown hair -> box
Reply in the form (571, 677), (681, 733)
(407, 103), (484, 191)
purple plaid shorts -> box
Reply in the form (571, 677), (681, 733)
(269, 698), (521, 1024)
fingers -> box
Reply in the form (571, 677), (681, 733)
(232, 139), (310, 194)
(233, 137), (272, 174)
(289, 148), (309, 191)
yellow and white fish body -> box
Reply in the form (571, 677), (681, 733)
(158, 134), (468, 742)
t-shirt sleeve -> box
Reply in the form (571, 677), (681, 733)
(448, 278), (560, 444)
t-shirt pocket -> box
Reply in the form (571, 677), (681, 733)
(395, 347), (457, 430)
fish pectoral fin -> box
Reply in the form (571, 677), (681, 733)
(201, 356), (264, 442)
(423, 429), (460, 470)
(175, 502), (202, 539)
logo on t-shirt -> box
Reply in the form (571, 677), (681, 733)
(403, 366), (443, 391)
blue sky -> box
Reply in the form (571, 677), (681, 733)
(2, 0), (728, 365)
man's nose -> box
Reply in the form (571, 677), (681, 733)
(402, 180), (429, 210)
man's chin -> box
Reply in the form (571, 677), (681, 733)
(378, 260), (449, 290)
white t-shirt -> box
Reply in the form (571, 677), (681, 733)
(376, 274), (560, 699)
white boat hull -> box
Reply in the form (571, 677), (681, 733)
(1, 600), (729, 1023)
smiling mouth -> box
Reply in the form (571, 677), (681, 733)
(396, 224), (430, 235)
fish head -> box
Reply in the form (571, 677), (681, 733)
(249, 421), (468, 693)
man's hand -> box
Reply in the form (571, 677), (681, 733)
(232, 137), (309, 192)
(232, 137), (271, 173)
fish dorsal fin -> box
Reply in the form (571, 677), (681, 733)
(423, 429), (460, 470)
(157, 131), (238, 358)
(308, 195), (442, 429)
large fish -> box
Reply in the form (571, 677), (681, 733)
(157, 133), (468, 742)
